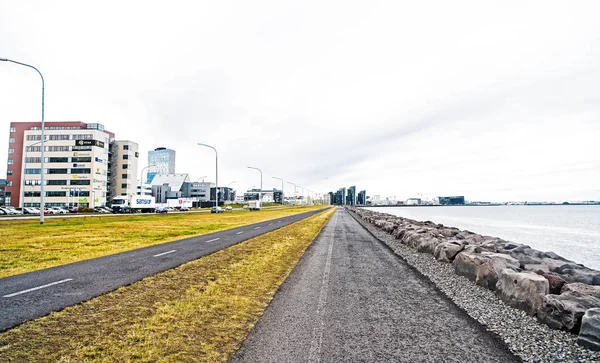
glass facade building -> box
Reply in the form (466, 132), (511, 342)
(147, 147), (176, 183)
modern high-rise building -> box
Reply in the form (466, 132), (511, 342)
(147, 147), (175, 183)
(347, 186), (356, 205)
(5, 121), (114, 208)
(110, 141), (139, 198)
(357, 190), (367, 205)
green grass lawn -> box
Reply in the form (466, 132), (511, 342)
(0, 206), (325, 278)
(0, 208), (335, 362)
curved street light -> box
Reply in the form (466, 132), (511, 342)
(195, 176), (207, 183)
(198, 143), (218, 207)
(1, 58), (45, 224)
(247, 166), (262, 205)
(272, 176), (284, 205)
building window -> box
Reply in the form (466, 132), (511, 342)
(47, 168), (69, 174)
(123, 154), (129, 160)
(48, 135), (70, 141)
(8, 148), (14, 154)
(71, 157), (92, 163)
(7, 169), (12, 175)
(25, 157), (42, 163)
(7, 181), (12, 186)
(9, 127), (16, 132)
(9, 137), (15, 143)
(48, 157), (69, 163)
(72, 134), (93, 140)
(26, 135), (41, 141)
(7, 159), (14, 165)
(123, 145), (129, 150)
(46, 146), (70, 152)
(47, 180), (67, 185)
(27, 146), (42, 152)
(46, 191), (67, 197)
(122, 164), (128, 169)
(121, 183), (128, 188)
(25, 169), (41, 174)
(71, 168), (91, 174)
(70, 180), (91, 186)
(121, 173), (128, 179)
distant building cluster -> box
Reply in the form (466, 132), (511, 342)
(2, 121), (233, 208)
(328, 185), (368, 206)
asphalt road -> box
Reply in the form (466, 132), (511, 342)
(0, 208), (326, 332)
(231, 208), (519, 363)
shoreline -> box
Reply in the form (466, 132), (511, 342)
(347, 206), (600, 362)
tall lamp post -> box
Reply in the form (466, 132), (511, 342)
(2, 58), (45, 224)
(139, 164), (156, 195)
(247, 166), (262, 205)
(272, 176), (284, 206)
(287, 182), (297, 206)
(198, 143), (218, 207)
(22, 140), (42, 209)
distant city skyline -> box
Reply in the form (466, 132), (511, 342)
(1, 2), (599, 202)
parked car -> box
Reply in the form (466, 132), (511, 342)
(69, 207), (79, 213)
(211, 206), (224, 214)
(225, 206), (233, 211)
(23, 207), (37, 214)
(180, 206), (189, 212)
(155, 206), (168, 214)
(0, 208), (7, 215)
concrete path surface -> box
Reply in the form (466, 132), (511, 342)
(231, 208), (519, 363)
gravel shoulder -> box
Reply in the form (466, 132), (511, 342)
(348, 208), (600, 363)
(231, 208), (519, 363)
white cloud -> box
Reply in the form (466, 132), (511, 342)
(1, 0), (599, 201)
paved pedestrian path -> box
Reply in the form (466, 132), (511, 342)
(231, 208), (518, 363)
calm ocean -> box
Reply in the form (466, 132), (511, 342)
(364, 205), (600, 270)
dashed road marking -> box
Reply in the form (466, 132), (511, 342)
(153, 250), (177, 257)
(206, 238), (220, 243)
(236, 231), (244, 235)
(255, 227), (261, 229)
(3, 279), (74, 298)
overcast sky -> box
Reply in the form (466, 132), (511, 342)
(1, 1), (599, 202)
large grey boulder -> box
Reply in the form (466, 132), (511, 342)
(434, 240), (466, 263)
(578, 308), (600, 351)
(562, 283), (600, 298)
(453, 251), (519, 290)
(537, 293), (600, 332)
(496, 269), (549, 315)
(476, 252), (520, 291)
(416, 236), (441, 255)
(553, 265), (600, 286)
(453, 251), (489, 282)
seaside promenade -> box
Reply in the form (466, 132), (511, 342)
(232, 208), (518, 362)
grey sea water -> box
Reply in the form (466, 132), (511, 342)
(365, 205), (600, 270)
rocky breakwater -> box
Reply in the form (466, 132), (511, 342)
(348, 206), (600, 358)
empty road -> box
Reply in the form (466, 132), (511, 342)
(0, 208), (325, 332)
(231, 208), (518, 363)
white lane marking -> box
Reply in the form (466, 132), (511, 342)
(269, 223), (273, 226)
(254, 227), (260, 230)
(236, 231), (244, 235)
(3, 278), (73, 298)
(308, 213), (337, 363)
(205, 238), (220, 243)
(153, 250), (177, 257)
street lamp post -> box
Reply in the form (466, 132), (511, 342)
(272, 176), (284, 205)
(139, 165), (156, 195)
(22, 140), (42, 209)
(198, 143), (218, 208)
(1, 58), (45, 224)
(196, 176), (207, 183)
(287, 182), (297, 206)
(247, 166), (262, 205)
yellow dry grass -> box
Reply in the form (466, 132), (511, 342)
(0, 207), (335, 362)
(0, 206), (323, 278)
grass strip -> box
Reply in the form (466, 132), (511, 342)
(0, 206), (323, 278)
(0, 207), (335, 362)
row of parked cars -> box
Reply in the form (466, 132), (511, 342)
(0, 206), (115, 215)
